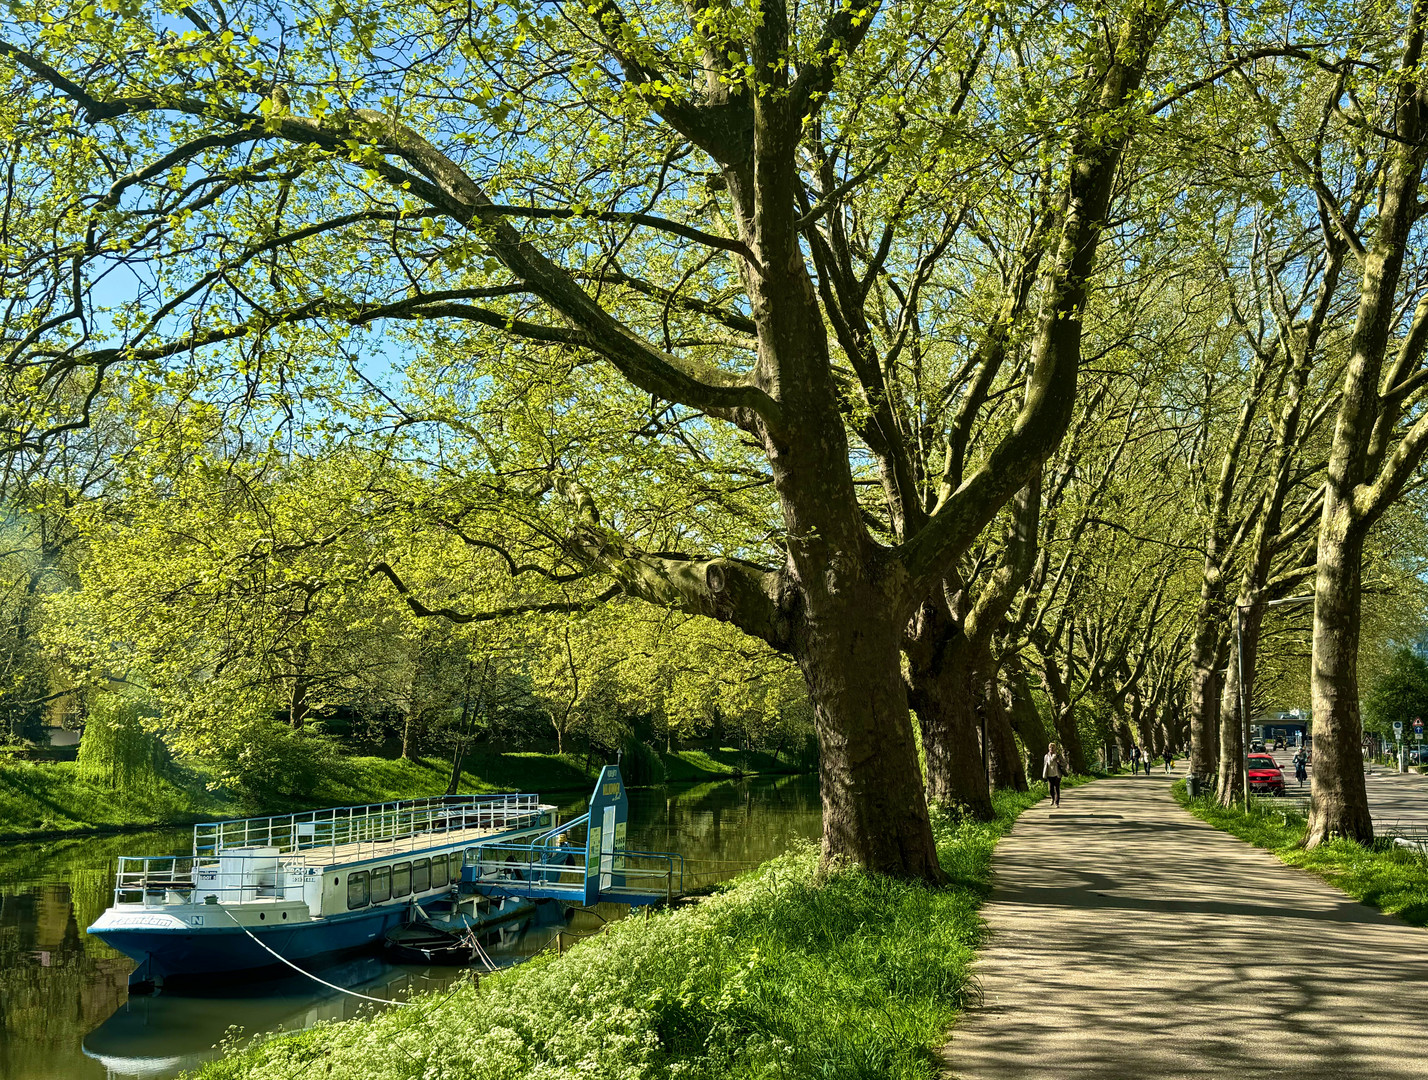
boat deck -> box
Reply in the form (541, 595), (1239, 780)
(108, 796), (555, 908)
(287, 824), (510, 869)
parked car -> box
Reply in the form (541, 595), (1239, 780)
(1248, 753), (1286, 796)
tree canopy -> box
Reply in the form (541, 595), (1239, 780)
(4, 0), (1428, 871)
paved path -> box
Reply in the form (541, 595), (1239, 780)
(1365, 769), (1428, 828)
(942, 774), (1428, 1079)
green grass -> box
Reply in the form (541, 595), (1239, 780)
(191, 784), (1049, 1080)
(1173, 780), (1428, 927)
(0, 758), (231, 840)
(660, 746), (802, 783)
(0, 746), (810, 844)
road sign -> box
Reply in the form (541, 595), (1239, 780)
(1416, 719), (1424, 737)
(1394, 720), (1404, 732)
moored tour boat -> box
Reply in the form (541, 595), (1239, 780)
(87, 793), (556, 989)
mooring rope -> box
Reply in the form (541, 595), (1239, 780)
(217, 906), (415, 1007)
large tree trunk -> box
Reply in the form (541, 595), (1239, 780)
(1186, 588), (1225, 788)
(801, 602), (946, 879)
(1301, 11), (1428, 844)
(982, 665), (1028, 792)
(1215, 646), (1243, 805)
(1006, 665), (1051, 784)
(1113, 712), (1134, 763)
(906, 613), (992, 819)
(1217, 600), (1264, 808)
(1305, 519), (1374, 844)
(1037, 638), (1087, 773)
(906, 471), (1042, 814)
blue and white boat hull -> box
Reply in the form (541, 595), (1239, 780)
(89, 903), (407, 984)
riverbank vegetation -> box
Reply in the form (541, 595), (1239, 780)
(0, 744), (804, 842)
(1174, 782), (1428, 927)
(195, 786), (1045, 1080)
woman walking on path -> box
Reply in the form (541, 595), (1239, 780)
(1044, 742), (1067, 807)
(1163, 749), (1173, 773)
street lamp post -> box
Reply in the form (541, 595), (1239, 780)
(1236, 594), (1314, 813)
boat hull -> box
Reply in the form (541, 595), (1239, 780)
(90, 905), (408, 984)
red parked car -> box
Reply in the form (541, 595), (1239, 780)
(1248, 753), (1286, 796)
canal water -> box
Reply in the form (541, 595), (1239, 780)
(0, 773), (821, 1079)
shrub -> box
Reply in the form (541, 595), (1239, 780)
(207, 721), (340, 804)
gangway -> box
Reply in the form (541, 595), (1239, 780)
(460, 765), (684, 906)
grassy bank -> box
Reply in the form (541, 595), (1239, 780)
(1173, 780), (1428, 927)
(195, 785), (1047, 1080)
(0, 746), (807, 844)
(0, 759), (230, 840)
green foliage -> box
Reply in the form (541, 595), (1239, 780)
(620, 737), (666, 787)
(194, 786), (1046, 1080)
(1362, 644), (1428, 739)
(211, 723), (341, 802)
(1175, 782), (1428, 927)
(74, 692), (166, 793)
(0, 512), (72, 745)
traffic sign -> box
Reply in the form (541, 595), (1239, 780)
(1416, 719), (1424, 737)
(1394, 721), (1404, 732)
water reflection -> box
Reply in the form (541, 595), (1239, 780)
(81, 919), (558, 1078)
(0, 773), (820, 1080)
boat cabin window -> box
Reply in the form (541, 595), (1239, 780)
(347, 871), (369, 910)
(430, 854), (447, 885)
(392, 862), (411, 898)
(370, 866), (391, 904)
(413, 858), (431, 893)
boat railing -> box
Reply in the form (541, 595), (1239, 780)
(191, 794), (542, 858)
(603, 850), (686, 900)
(463, 841), (686, 901)
(465, 841), (587, 890)
(112, 853), (299, 907)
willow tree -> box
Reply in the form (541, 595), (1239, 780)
(0, 0), (1174, 878)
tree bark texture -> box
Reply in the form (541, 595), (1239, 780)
(906, 602), (992, 819)
(1217, 599), (1265, 807)
(1006, 664), (1051, 785)
(983, 666), (1028, 792)
(801, 599), (945, 879)
(1306, 519), (1374, 844)
(1186, 580), (1226, 787)
(1114, 713), (1134, 763)
(1038, 645), (1088, 773)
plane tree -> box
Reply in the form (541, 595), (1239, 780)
(1163, 5), (1428, 834)
(0, 0), (1181, 877)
